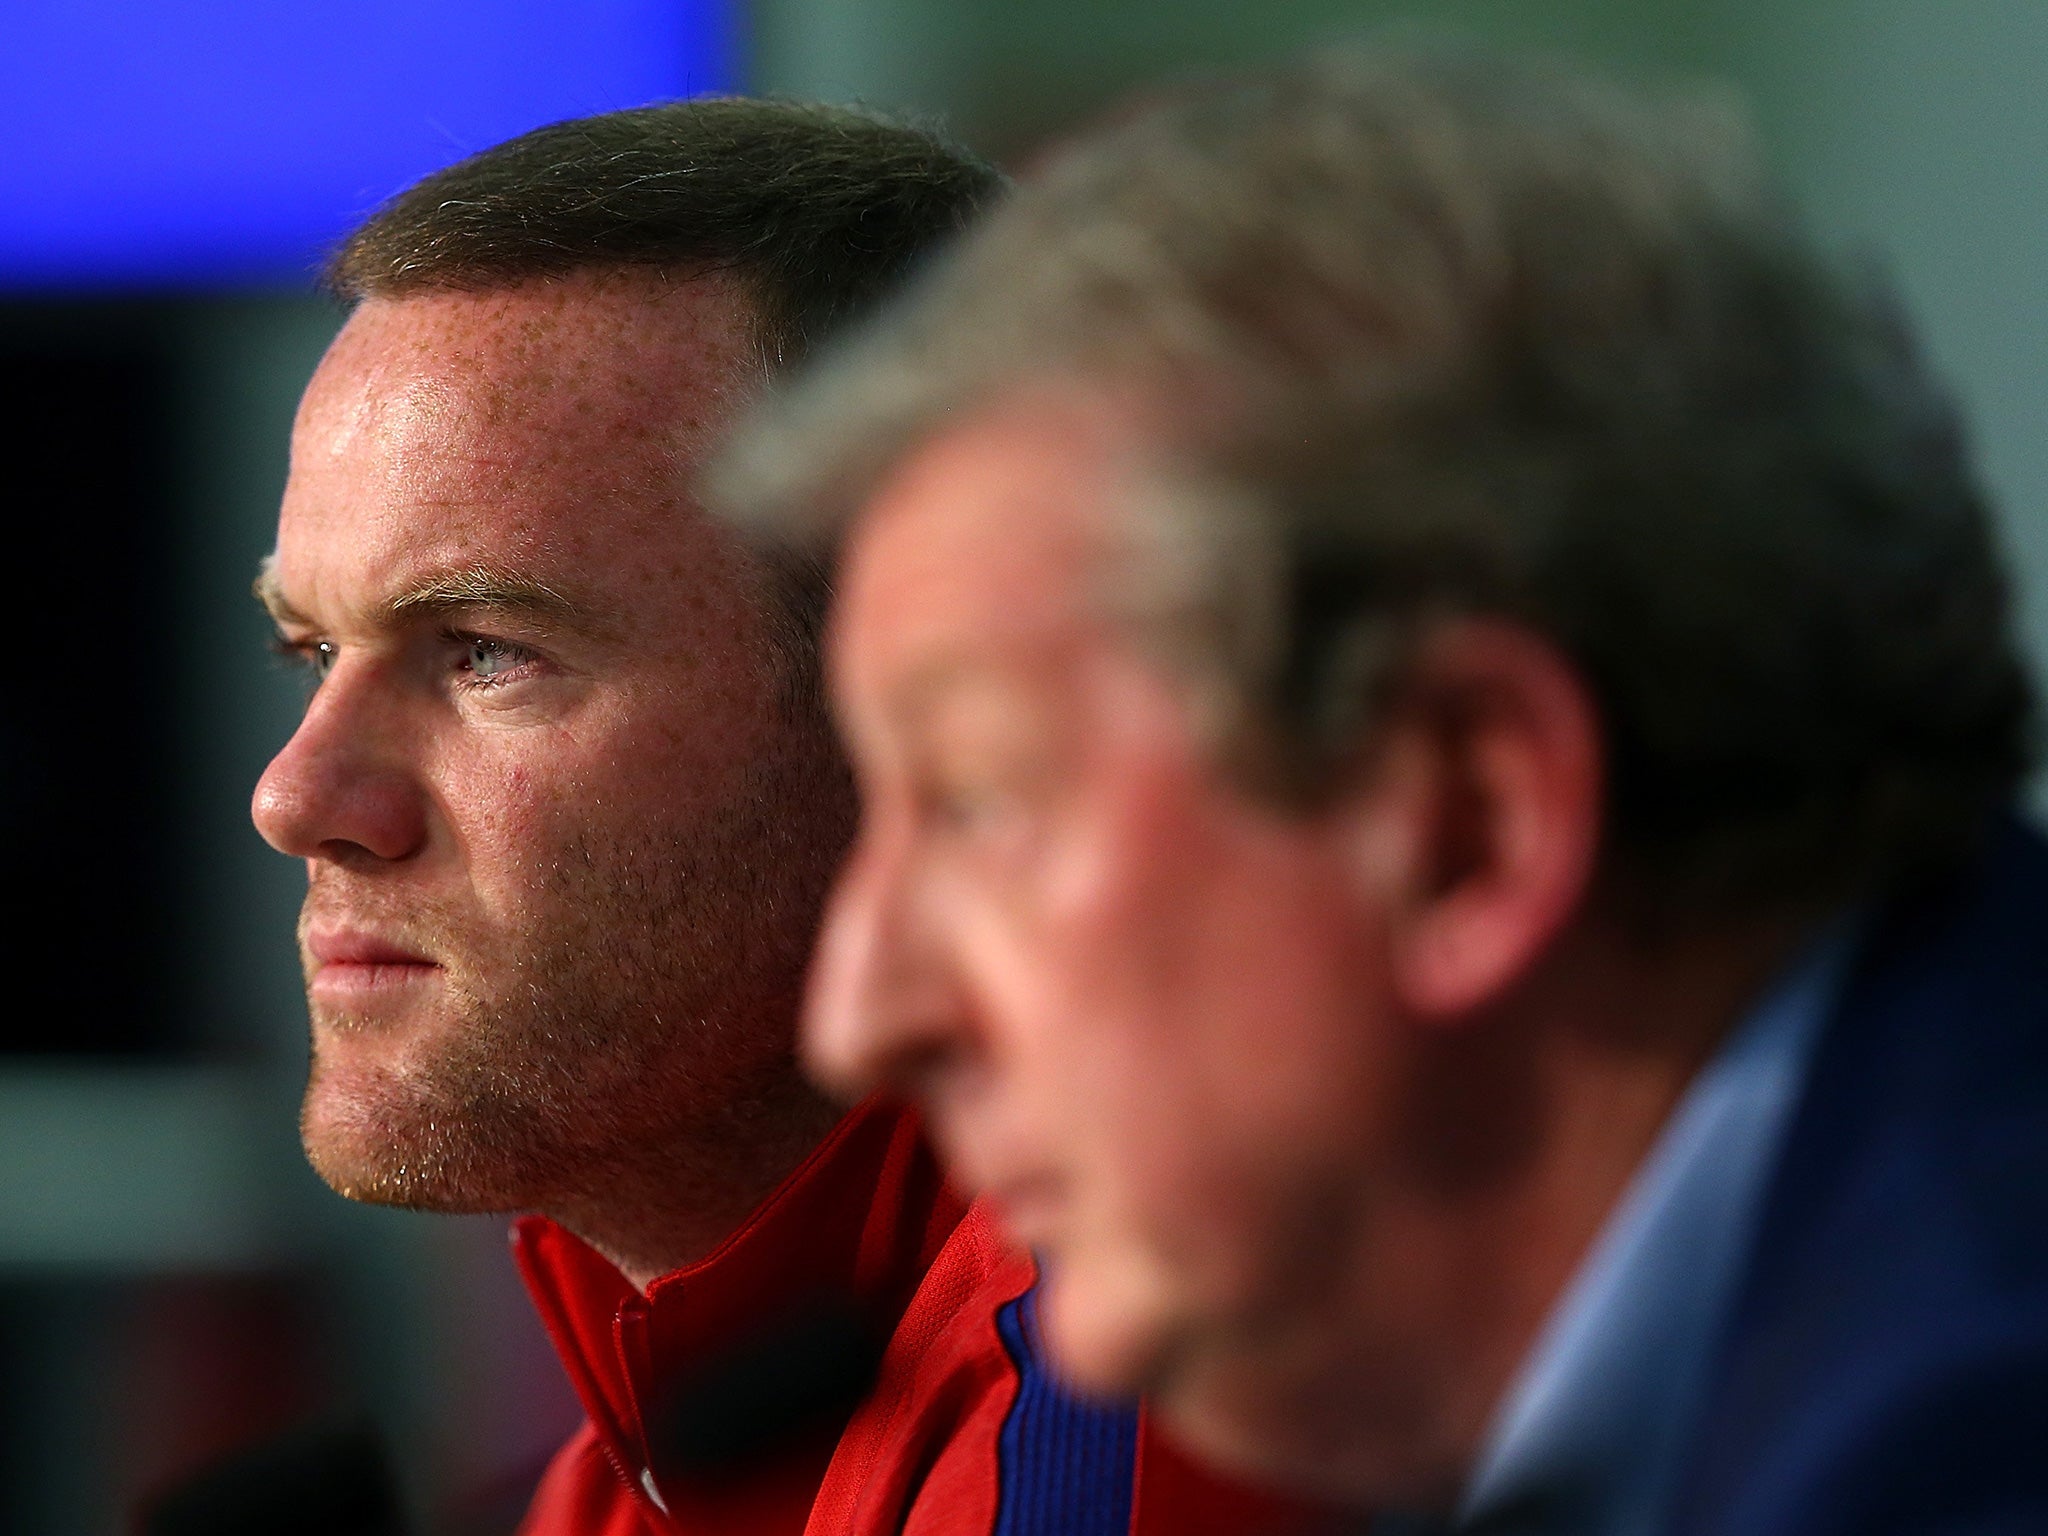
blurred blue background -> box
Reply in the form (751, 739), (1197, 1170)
(1, 0), (731, 283)
(1, 2), (2042, 1532)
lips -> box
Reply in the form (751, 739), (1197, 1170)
(939, 1119), (1067, 1246)
(305, 926), (441, 1006)
(980, 1169), (1068, 1249)
(307, 927), (435, 968)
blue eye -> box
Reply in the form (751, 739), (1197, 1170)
(463, 637), (528, 681)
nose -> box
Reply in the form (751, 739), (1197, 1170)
(251, 663), (428, 865)
(802, 818), (972, 1103)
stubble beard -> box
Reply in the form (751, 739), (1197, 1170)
(299, 748), (846, 1219)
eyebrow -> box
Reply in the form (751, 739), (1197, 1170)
(878, 655), (1057, 736)
(252, 558), (306, 627)
(253, 557), (613, 639)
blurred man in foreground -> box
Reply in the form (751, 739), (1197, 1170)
(251, 100), (1303, 1536)
(715, 53), (2048, 1534)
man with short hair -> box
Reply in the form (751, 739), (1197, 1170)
(715, 53), (2048, 1534)
(253, 99), (1309, 1536)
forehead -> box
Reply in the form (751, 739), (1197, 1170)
(839, 399), (1138, 678)
(277, 270), (761, 615)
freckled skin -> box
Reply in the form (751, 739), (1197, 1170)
(254, 270), (852, 1284)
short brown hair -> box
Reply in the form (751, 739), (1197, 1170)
(328, 97), (1002, 371)
(713, 49), (2036, 913)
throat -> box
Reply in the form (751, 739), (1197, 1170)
(539, 1077), (845, 1291)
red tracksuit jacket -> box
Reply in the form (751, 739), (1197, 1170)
(512, 1099), (1324, 1536)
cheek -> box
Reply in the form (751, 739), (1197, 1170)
(430, 675), (768, 859)
(424, 733), (637, 909)
(938, 830), (1245, 1236)
(1050, 827), (1380, 1283)
(433, 747), (549, 847)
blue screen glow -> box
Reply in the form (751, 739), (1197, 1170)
(0, 0), (735, 287)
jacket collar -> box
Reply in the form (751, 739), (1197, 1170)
(514, 1097), (967, 1526)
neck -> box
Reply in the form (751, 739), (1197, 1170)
(1207, 910), (1809, 1509)
(539, 1072), (845, 1292)
(1415, 913), (1809, 1502)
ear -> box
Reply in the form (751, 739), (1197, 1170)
(1333, 619), (1604, 1022)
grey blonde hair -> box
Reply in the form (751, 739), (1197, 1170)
(710, 48), (2035, 912)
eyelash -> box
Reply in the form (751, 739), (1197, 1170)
(268, 633), (333, 684)
(265, 632), (538, 690)
(447, 630), (536, 690)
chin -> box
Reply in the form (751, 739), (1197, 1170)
(1034, 1245), (1185, 1401)
(298, 1056), (511, 1213)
